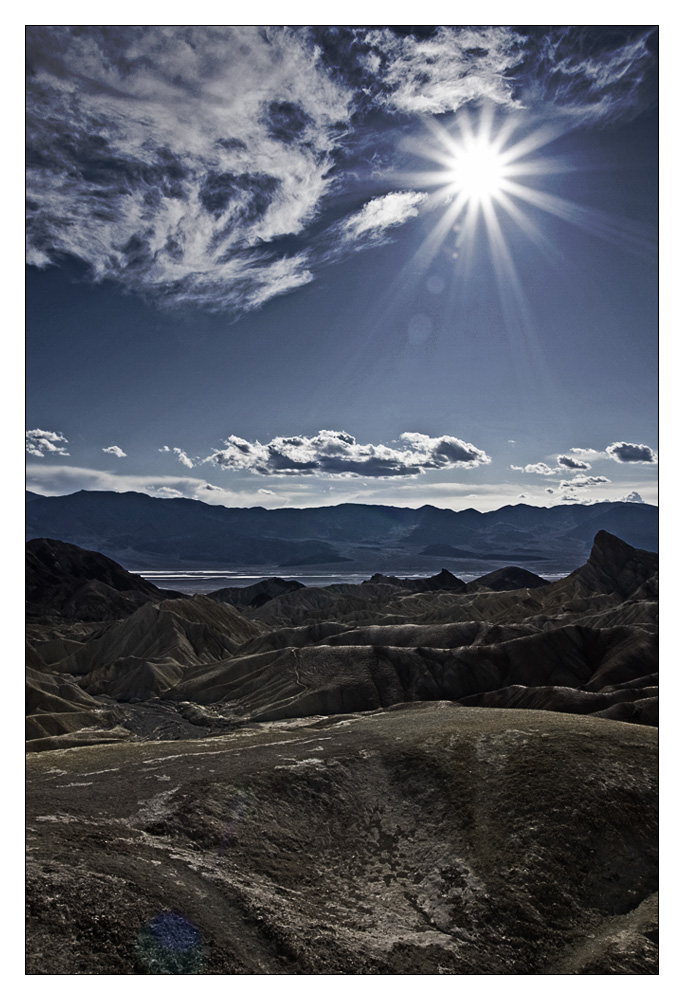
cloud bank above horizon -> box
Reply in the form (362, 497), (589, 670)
(206, 429), (491, 478)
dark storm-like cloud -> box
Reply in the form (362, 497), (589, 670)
(26, 26), (657, 314)
(605, 441), (658, 464)
(206, 429), (490, 478)
(557, 453), (591, 471)
(26, 428), (70, 458)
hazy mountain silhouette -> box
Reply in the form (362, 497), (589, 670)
(26, 490), (658, 569)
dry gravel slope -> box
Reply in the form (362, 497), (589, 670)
(26, 703), (657, 975)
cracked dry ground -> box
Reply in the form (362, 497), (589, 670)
(26, 703), (658, 974)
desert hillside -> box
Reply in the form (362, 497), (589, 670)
(25, 530), (658, 974)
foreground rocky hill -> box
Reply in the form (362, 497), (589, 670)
(26, 704), (657, 974)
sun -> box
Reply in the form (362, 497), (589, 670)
(397, 105), (574, 270)
(444, 136), (507, 205)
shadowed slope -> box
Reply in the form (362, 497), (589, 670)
(26, 537), (183, 621)
(168, 622), (657, 724)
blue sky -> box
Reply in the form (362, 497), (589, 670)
(25, 25), (659, 511)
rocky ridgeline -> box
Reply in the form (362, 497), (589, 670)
(26, 530), (658, 749)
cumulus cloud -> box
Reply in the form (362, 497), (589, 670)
(102, 445), (126, 458)
(617, 491), (645, 503)
(206, 429), (490, 478)
(26, 428), (70, 458)
(557, 453), (591, 471)
(605, 441), (658, 464)
(172, 448), (194, 469)
(510, 462), (556, 476)
(160, 445), (195, 468)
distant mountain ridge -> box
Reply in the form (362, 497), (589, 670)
(25, 489), (658, 571)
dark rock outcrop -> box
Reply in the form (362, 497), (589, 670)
(364, 568), (467, 592)
(208, 576), (305, 608)
(26, 537), (183, 620)
(468, 565), (548, 591)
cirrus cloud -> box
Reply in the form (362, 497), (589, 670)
(26, 26), (657, 317)
(363, 26), (526, 115)
(206, 429), (490, 478)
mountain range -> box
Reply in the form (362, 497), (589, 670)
(26, 490), (658, 571)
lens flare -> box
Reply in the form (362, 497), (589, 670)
(135, 912), (204, 974)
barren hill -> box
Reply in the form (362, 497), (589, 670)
(26, 704), (657, 974)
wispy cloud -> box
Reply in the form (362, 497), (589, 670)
(102, 445), (126, 458)
(25, 463), (280, 507)
(566, 447), (609, 463)
(340, 191), (427, 247)
(26, 26), (351, 312)
(206, 429), (490, 478)
(26, 428), (69, 458)
(510, 462), (556, 476)
(559, 475), (611, 489)
(524, 27), (656, 124)
(25, 26), (657, 315)
(364, 26), (526, 114)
